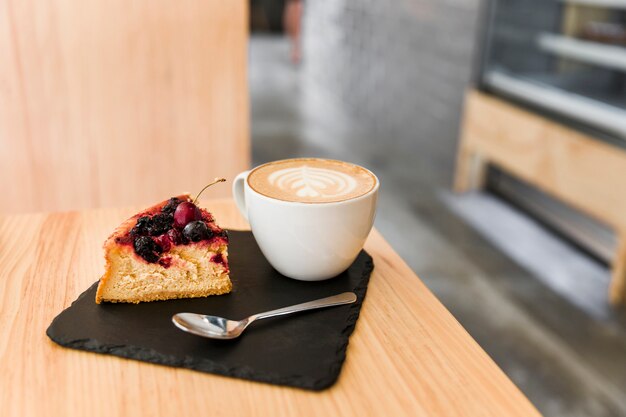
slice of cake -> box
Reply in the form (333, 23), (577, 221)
(95, 194), (231, 303)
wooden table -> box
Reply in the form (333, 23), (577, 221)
(0, 199), (541, 417)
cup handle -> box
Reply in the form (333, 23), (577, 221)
(232, 170), (251, 222)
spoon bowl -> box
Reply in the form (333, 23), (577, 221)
(172, 292), (357, 340)
(172, 313), (250, 339)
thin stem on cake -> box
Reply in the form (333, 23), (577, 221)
(193, 178), (226, 204)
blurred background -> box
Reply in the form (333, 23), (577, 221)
(250, 1), (626, 416)
(2, 0), (626, 415)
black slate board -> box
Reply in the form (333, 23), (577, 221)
(46, 231), (373, 391)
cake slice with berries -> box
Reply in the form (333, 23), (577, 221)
(95, 192), (231, 303)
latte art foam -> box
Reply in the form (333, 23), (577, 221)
(268, 166), (357, 199)
(248, 159), (376, 203)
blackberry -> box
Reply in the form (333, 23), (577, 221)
(182, 221), (212, 242)
(149, 213), (173, 236)
(130, 216), (152, 237)
(133, 236), (162, 263)
(162, 197), (182, 215)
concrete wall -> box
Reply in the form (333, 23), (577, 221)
(301, 0), (481, 178)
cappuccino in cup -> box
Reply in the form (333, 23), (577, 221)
(247, 158), (377, 204)
(233, 158), (379, 281)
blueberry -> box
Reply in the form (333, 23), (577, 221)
(182, 221), (213, 242)
(149, 213), (173, 236)
(133, 236), (162, 263)
(162, 197), (182, 215)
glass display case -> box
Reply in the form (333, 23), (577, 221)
(476, 0), (626, 261)
(480, 0), (626, 143)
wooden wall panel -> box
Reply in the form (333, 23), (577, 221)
(0, 0), (249, 213)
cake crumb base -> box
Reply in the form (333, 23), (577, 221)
(98, 278), (232, 304)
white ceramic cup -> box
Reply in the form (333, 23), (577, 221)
(232, 160), (379, 281)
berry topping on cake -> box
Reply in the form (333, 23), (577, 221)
(123, 197), (226, 264)
(122, 180), (227, 264)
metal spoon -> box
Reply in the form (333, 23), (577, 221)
(172, 292), (357, 340)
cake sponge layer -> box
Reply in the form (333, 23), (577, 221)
(96, 244), (231, 304)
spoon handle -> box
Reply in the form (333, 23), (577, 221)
(251, 292), (357, 321)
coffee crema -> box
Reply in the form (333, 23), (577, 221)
(248, 158), (377, 203)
